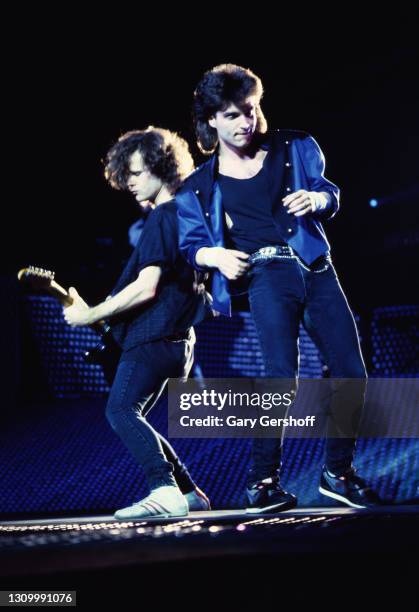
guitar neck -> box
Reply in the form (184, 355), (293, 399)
(48, 280), (73, 307)
(48, 280), (107, 334)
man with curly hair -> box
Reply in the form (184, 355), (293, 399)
(177, 64), (381, 513)
(64, 127), (211, 519)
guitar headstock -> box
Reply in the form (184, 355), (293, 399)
(17, 266), (56, 290)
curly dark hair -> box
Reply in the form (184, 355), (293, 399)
(104, 127), (194, 192)
(193, 64), (268, 155)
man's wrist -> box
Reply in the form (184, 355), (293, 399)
(89, 301), (114, 324)
(311, 192), (330, 212)
(197, 246), (225, 268)
(86, 305), (101, 325)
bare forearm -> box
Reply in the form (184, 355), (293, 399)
(89, 281), (156, 323)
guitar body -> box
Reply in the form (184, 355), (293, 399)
(83, 326), (121, 384)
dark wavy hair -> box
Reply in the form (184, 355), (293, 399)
(104, 127), (194, 192)
(193, 64), (268, 155)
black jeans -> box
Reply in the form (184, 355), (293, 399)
(105, 332), (196, 492)
(247, 256), (367, 485)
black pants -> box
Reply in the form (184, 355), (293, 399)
(105, 333), (196, 492)
(247, 256), (367, 485)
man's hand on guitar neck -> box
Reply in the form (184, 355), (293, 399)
(63, 288), (93, 326)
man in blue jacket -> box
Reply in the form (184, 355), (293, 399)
(177, 64), (381, 513)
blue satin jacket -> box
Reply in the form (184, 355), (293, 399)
(176, 129), (340, 316)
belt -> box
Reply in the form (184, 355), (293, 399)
(248, 245), (295, 265)
(248, 245), (331, 273)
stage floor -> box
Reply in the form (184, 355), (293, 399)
(1, 506), (417, 578)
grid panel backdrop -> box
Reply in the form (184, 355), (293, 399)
(1, 299), (417, 516)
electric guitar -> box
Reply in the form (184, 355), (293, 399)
(17, 266), (121, 373)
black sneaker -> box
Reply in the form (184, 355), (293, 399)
(319, 465), (382, 508)
(246, 477), (297, 514)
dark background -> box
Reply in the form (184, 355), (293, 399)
(5, 8), (418, 311)
(1, 14), (417, 599)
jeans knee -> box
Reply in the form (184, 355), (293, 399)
(105, 400), (138, 431)
(105, 400), (119, 430)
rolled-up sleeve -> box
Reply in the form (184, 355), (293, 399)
(176, 188), (213, 271)
(302, 135), (340, 221)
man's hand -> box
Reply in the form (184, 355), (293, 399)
(282, 190), (329, 217)
(63, 287), (92, 327)
(216, 248), (250, 280)
(197, 247), (249, 280)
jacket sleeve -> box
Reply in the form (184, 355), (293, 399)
(300, 135), (340, 221)
(175, 186), (214, 272)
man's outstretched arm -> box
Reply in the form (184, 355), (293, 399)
(63, 266), (162, 327)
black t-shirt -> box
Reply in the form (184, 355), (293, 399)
(218, 163), (286, 254)
(109, 200), (209, 351)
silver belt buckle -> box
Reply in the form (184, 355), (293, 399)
(259, 246), (277, 257)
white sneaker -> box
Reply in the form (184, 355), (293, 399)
(114, 486), (189, 520)
(184, 487), (211, 511)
